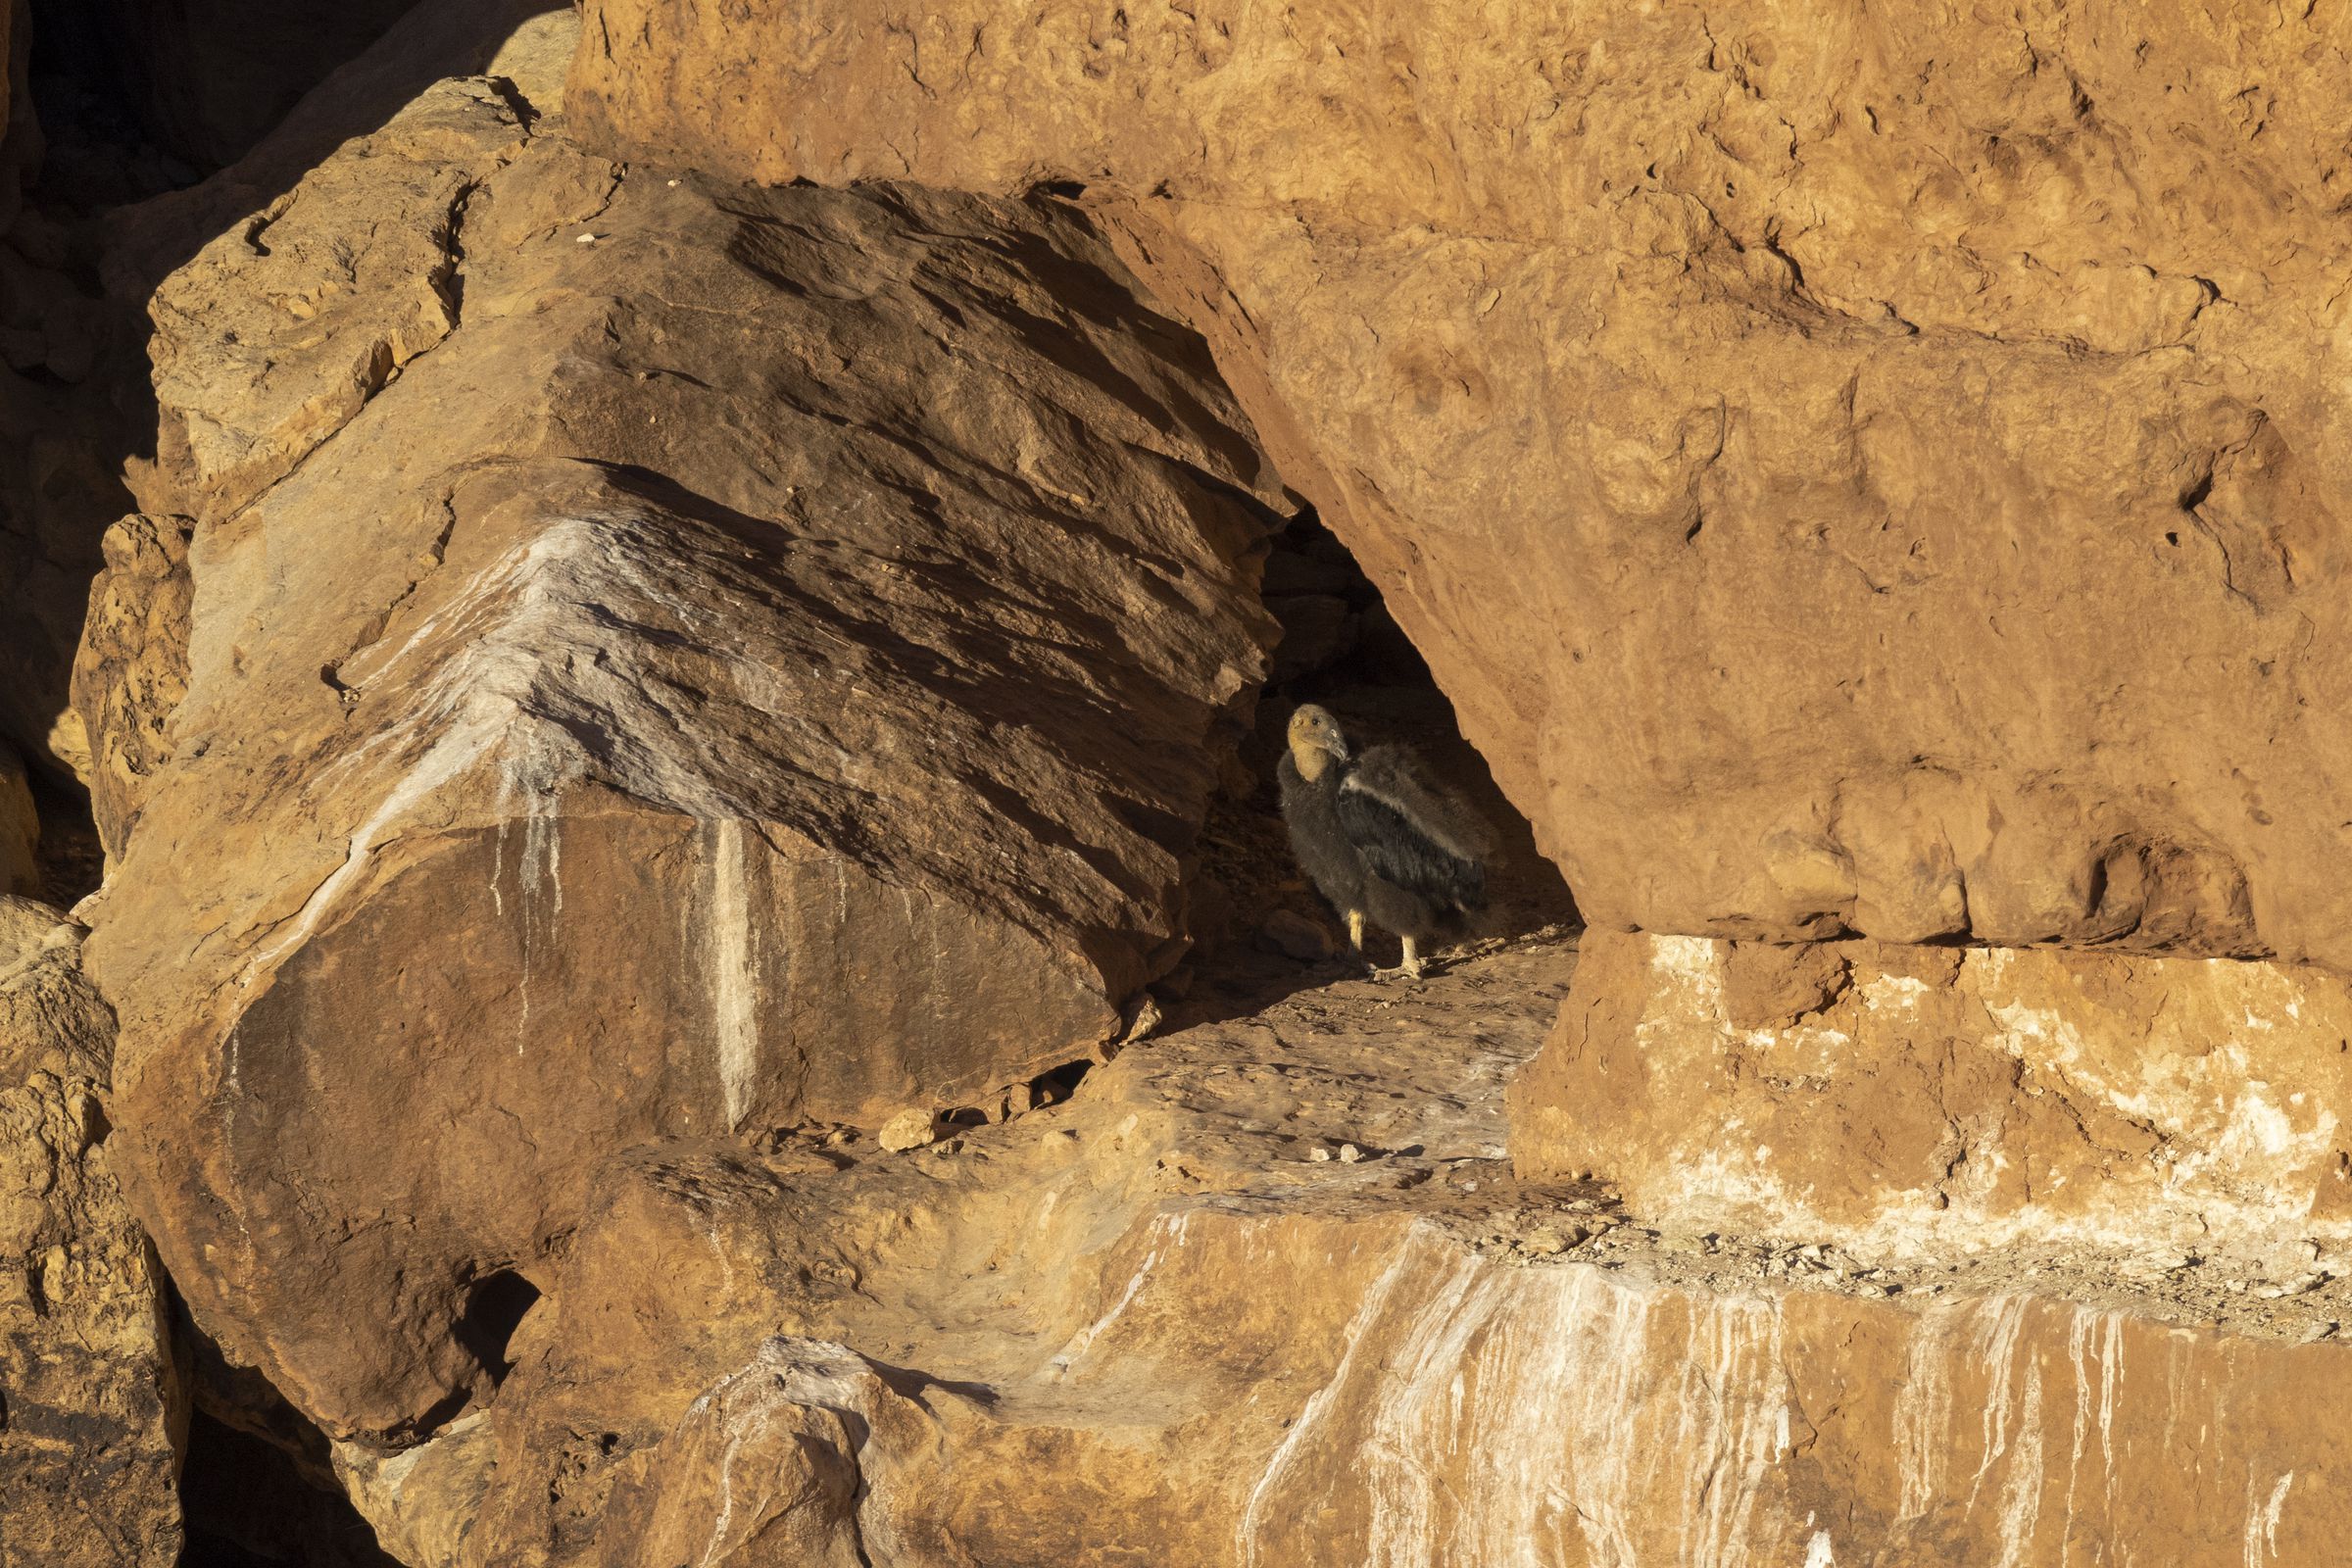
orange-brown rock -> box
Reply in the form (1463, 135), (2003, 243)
(1514, 930), (2352, 1282)
(0, 897), (185, 1568)
(569, 0), (2352, 964)
(318, 938), (2348, 1567)
(68, 514), (192, 861)
(78, 44), (1282, 1443)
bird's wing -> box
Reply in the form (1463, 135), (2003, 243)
(1340, 747), (1494, 863)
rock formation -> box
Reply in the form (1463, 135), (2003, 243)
(5, 0), (2352, 1562)
(568, 0), (2352, 964)
(73, 9), (1285, 1445)
(0, 897), (184, 1568)
(1514, 932), (2352, 1278)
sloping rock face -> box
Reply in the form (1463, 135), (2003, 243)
(78, 50), (1281, 1441)
(317, 939), (2348, 1567)
(0, 897), (184, 1568)
(1514, 931), (2352, 1281)
(569, 0), (2352, 963)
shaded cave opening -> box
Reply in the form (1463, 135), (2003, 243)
(169, 1298), (402, 1568)
(24, 0), (430, 202)
(1170, 506), (1580, 1020)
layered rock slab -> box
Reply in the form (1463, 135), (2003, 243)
(0, 898), (184, 1568)
(568, 0), (2352, 961)
(1512, 930), (2352, 1283)
(334, 939), (2347, 1567)
(79, 69), (1281, 1440)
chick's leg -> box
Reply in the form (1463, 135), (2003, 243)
(1400, 935), (1423, 981)
(1347, 909), (1365, 953)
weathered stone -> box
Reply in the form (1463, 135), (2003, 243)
(1513, 930), (2352, 1278)
(341, 940), (2347, 1566)
(1258, 907), (1336, 961)
(587, 1339), (896, 1568)
(134, 75), (530, 527)
(1721, 938), (1857, 1030)
(0, 898), (184, 1568)
(567, 0), (2352, 964)
(80, 53), (1280, 1441)
(876, 1109), (939, 1154)
(68, 514), (192, 858)
(334, 1412), (498, 1568)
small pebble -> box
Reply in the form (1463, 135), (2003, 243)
(575, 232), (600, 243)
(1308, 1147), (1333, 1162)
(1338, 1144), (1363, 1163)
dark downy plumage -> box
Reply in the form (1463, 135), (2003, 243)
(1275, 704), (1490, 978)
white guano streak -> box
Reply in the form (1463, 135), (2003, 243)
(710, 817), (759, 1129)
(2244, 1471), (2294, 1567)
(242, 509), (759, 993)
(1245, 1228), (1792, 1568)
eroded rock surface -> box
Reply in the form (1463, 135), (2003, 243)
(1514, 931), (2352, 1285)
(0, 897), (184, 1568)
(78, 36), (1283, 1443)
(568, 0), (2352, 963)
(309, 936), (2347, 1567)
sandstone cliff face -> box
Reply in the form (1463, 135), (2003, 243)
(15, 2), (2352, 1562)
(569, 0), (2352, 964)
(1514, 931), (2352, 1279)
(0, 897), (184, 1568)
(77, 32), (1284, 1443)
(319, 939), (2349, 1568)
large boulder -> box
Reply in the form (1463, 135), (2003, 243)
(567, 0), (2352, 963)
(0, 898), (185, 1568)
(79, 54), (1280, 1441)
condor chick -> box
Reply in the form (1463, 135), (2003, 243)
(1276, 704), (1491, 979)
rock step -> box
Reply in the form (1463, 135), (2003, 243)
(338, 935), (2345, 1563)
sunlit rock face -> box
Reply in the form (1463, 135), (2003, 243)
(1514, 931), (2352, 1281)
(29, 3), (2352, 1561)
(567, 0), (2352, 963)
(0, 899), (185, 1568)
(78, 53), (1281, 1441)
(292, 938), (2343, 1568)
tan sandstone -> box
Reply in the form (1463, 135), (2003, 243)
(0, 898), (184, 1568)
(1512, 931), (2352, 1285)
(568, 0), (2352, 964)
(313, 938), (2351, 1567)
(78, 28), (1284, 1443)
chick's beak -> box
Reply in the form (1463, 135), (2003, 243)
(1326, 733), (1349, 762)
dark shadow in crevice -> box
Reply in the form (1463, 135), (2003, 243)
(29, 765), (103, 906)
(177, 1410), (404, 1568)
(169, 1289), (402, 1568)
(453, 1266), (542, 1387)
